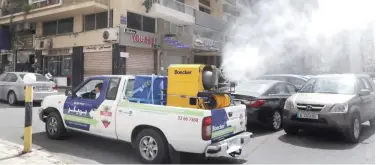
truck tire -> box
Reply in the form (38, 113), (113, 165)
(344, 113), (361, 143)
(135, 129), (169, 164)
(283, 125), (299, 135)
(45, 112), (67, 140)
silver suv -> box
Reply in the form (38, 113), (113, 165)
(283, 74), (375, 143)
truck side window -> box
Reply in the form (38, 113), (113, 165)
(124, 79), (135, 99)
(106, 77), (121, 100)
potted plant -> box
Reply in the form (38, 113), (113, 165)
(22, 4), (32, 13)
(142, 0), (153, 13)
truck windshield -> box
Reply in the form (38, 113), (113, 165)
(299, 77), (356, 95)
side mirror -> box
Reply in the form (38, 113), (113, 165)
(359, 89), (371, 96)
(65, 89), (73, 97)
(230, 82), (236, 93)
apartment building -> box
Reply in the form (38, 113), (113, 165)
(0, 0), (234, 87)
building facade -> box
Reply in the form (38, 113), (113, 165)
(0, 0), (235, 87)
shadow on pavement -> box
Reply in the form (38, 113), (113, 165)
(278, 124), (375, 150)
(246, 123), (280, 138)
(30, 131), (246, 164)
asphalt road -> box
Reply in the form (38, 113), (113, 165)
(0, 103), (374, 164)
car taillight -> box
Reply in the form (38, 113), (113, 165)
(250, 100), (265, 108)
(202, 116), (212, 141)
(52, 85), (57, 90)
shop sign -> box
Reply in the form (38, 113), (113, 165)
(83, 44), (112, 53)
(124, 28), (136, 34)
(131, 34), (157, 45)
(43, 48), (72, 56)
(194, 38), (218, 47)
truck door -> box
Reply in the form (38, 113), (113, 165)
(115, 78), (135, 141)
(95, 77), (122, 138)
(63, 77), (108, 132)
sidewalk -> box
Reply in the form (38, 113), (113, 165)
(0, 139), (77, 164)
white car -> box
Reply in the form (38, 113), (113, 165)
(38, 75), (252, 164)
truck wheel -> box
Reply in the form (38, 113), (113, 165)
(283, 125), (299, 135)
(344, 113), (361, 143)
(135, 129), (169, 164)
(45, 112), (66, 140)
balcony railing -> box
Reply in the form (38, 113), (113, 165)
(1, 0), (109, 17)
(1, 0), (60, 17)
(152, 0), (195, 16)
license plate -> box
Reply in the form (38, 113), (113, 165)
(297, 111), (318, 119)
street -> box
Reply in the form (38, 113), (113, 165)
(0, 102), (374, 164)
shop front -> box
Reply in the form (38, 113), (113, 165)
(83, 44), (113, 79)
(160, 35), (193, 74)
(119, 28), (161, 75)
(192, 25), (223, 67)
(42, 48), (72, 86)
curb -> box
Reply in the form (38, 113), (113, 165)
(0, 139), (76, 164)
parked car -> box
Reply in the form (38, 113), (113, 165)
(283, 74), (375, 143)
(230, 80), (297, 131)
(255, 74), (309, 90)
(0, 72), (58, 105)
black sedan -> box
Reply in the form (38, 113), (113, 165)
(231, 80), (297, 131)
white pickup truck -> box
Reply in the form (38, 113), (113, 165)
(38, 75), (252, 164)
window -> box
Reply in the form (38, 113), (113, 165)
(127, 12), (142, 30)
(57, 17), (74, 34)
(269, 84), (289, 95)
(83, 11), (110, 31)
(199, 6), (211, 14)
(5, 73), (17, 82)
(360, 78), (372, 90)
(287, 77), (307, 87)
(143, 16), (155, 33)
(286, 84), (297, 94)
(43, 56), (72, 77)
(76, 79), (104, 99)
(42, 17), (74, 36)
(357, 79), (367, 92)
(127, 12), (155, 33)
(199, 0), (210, 7)
(106, 78), (121, 100)
(42, 20), (57, 36)
(0, 73), (6, 81)
(124, 79), (135, 99)
(19, 73), (49, 82)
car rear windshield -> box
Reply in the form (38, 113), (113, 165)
(234, 82), (272, 97)
(19, 73), (49, 82)
(299, 77), (355, 94)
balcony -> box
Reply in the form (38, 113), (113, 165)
(148, 0), (195, 25)
(0, 0), (109, 24)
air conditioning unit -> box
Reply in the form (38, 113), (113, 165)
(102, 28), (118, 42)
(43, 39), (52, 49)
(34, 38), (52, 49)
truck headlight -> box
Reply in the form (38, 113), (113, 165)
(330, 103), (348, 113)
(284, 99), (295, 110)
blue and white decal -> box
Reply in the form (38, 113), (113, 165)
(211, 109), (235, 142)
(63, 77), (109, 131)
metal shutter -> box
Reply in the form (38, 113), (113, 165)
(163, 55), (183, 70)
(126, 47), (154, 74)
(84, 51), (112, 78)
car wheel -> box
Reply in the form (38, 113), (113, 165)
(369, 118), (375, 129)
(135, 129), (169, 164)
(283, 125), (299, 135)
(7, 91), (17, 106)
(344, 113), (361, 143)
(268, 111), (282, 131)
(45, 112), (66, 140)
